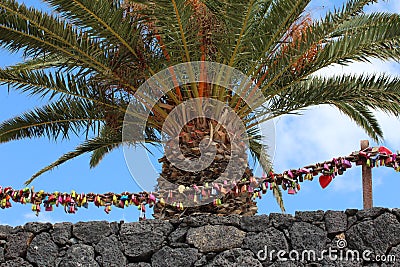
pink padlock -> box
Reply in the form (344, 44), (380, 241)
(342, 159), (352, 168)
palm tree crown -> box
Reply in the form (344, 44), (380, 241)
(1, 0), (400, 214)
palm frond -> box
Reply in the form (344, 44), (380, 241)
(45, 0), (143, 64)
(89, 125), (122, 168)
(6, 55), (66, 72)
(0, 99), (103, 143)
(248, 131), (285, 212)
(25, 131), (123, 185)
(0, 0), (106, 71)
(272, 182), (285, 212)
(0, 0), (140, 91)
(253, 74), (400, 141)
(334, 102), (382, 141)
(0, 69), (125, 111)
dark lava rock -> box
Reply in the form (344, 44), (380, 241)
(347, 216), (358, 229)
(26, 233), (58, 267)
(73, 221), (111, 244)
(295, 210), (325, 223)
(325, 210), (347, 234)
(392, 208), (400, 221)
(347, 213), (400, 255)
(345, 209), (358, 216)
(126, 263), (152, 267)
(110, 221), (120, 235)
(151, 246), (200, 267)
(290, 222), (327, 254)
(94, 235), (127, 267)
(120, 220), (173, 260)
(208, 215), (241, 227)
(187, 225), (245, 253)
(180, 215), (210, 227)
(242, 227), (288, 261)
(168, 227), (188, 244)
(58, 244), (99, 267)
(0, 257), (32, 267)
(270, 213), (295, 230)
(383, 244), (400, 266)
(4, 232), (33, 260)
(241, 215), (269, 232)
(0, 226), (12, 240)
(51, 222), (72, 246)
(205, 248), (262, 267)
(23, 222), (52, 234)
(268, 262), (303, 267)
(356, 208), (389, 220)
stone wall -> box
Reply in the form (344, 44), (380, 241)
(1, 207), (400, 266)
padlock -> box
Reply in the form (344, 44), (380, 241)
(132, 196), (139, 206)
(241, 184), (247, 192)
(323, 163), (329, 171)
(159, 198), (166, 205)
(319, 175), (332, 189)
(104, 205), (111, 214)
(149, 194), (156, 203)
(178, 185), (185, 194)
(281, 182), (287, 191)
(261, 182), (267, 194)
(379, 146), (392, 155)
(45, 205), (53, 212)
(211, 188), (217, 195)
(213, 183), (220, 191)
(342, 159), (352, 168)
(270, 182), (275, 190)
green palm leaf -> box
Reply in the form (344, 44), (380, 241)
(0, 99), (103, 143)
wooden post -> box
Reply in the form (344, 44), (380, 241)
(361, 140), (373, 209)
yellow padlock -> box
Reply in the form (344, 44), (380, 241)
(159, 198), (165, 205)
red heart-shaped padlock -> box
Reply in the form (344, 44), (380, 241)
(379, 146), (392, 155)
(319, 175), (332, 189)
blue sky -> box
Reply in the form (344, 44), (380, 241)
(1, 0), (400, 225)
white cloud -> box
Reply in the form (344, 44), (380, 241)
(267, 53), (400, 193)
(24, 212), (57, 224)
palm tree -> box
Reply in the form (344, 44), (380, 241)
(1, 0), (400, 219)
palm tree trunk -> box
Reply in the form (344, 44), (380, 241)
(153, 118), (258, 220)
